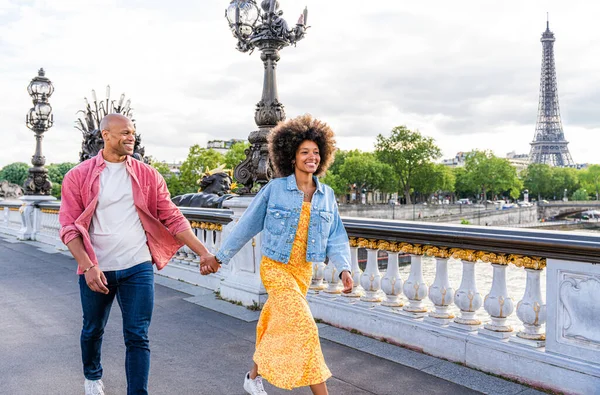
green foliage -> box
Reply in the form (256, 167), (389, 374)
(321, 171), (347, 197)
(0, 162), (29, 186)
(460, 219), (471, 225)
(453, 167), (478, 199)
(462, 151), (522, 201)
(338, 152), (396, 194)
(151, 161), (188, 198)
(224, 142), (250, 171)
(46, 162), (76, 199)
(522, 163), (553, 200)
(579, 165), (600, 200)
(572, 188), (590, 201)
(550, 167), (580, 200)
(178, 145), (225, 194)
(375, 126), (442, 204)
(151, 161), (171, 176)
(412, 163), (455, 200)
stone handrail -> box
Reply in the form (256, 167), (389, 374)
(343, 217), (600, 263)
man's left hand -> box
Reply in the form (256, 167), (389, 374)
(341, 271), (353, 293)
(200, 254), (220, 275)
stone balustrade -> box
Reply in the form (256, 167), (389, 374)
(1, 201), (25, 236)
(1, 200), (598, 394)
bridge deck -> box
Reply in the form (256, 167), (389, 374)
(0, 236), (546, 395)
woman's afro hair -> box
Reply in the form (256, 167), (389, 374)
(268, 114), (337, 178)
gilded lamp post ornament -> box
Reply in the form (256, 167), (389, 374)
(226, 0), (308, 193)
(23, 68), (54, 196)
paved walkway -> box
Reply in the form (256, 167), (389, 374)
(0, 236), (546, 395)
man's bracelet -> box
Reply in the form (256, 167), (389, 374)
(215, 256), (223, 265)
(82, 265), (95, 274)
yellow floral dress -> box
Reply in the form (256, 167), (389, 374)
(254, 202), (332, 390)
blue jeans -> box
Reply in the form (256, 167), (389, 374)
(79, 262), (154, 395)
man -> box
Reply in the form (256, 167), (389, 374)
(59, 114), (216, 395)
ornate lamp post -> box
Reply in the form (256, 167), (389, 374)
(23, 68), (54, 196)
(225, 0), (308, 193)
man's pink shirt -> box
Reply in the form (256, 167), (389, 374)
(59, 150), (191, 274)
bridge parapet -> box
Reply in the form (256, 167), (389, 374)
(1, 201), (598, 394)
(538, 200), (600, 220)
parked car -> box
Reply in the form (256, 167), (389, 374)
(456, 199), (472, 205)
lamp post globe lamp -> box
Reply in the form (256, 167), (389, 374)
(23, 68), (54, 196)
(225, 0), (308, 193)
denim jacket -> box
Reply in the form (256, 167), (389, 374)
(215, 174), (351, 274)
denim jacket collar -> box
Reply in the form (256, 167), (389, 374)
(285, 173), (324, 195)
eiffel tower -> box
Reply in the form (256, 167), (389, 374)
(528, 18), (575, 167)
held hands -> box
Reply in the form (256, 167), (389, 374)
(341, 270), (353, 294)
(200, 254), (221, 276)
(85, 266), (109, 294)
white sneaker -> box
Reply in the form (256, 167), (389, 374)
(243, 372), (267, 395)
(84, 379), (105, 395)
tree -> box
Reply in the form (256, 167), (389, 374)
(572, 188), (590, 201)
(178, 145), (225, 194)
(47, 162), (77, 199)
(338, 152), (396, 203)
(0, 162), (30, 186)
(151, 161), (171, 177)
(580, 165), (600, 200)
(522, 163), (553, 201)
(412, 163), (455, 202)
(321, 171), (347, 197)
(224, 142), (251, 171)
(152, 161), (187, 197)
(550, 167), (580, 200)
(463, 151), (522, 202)
(453, 167), (478, 200)
(375, 126), (441, 204)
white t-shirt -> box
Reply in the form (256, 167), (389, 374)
(89, 160), (152, 271)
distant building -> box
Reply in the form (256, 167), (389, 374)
(506, 151), (530, 172)
(440, 152), (468, 168)
(207, 139), (246, 154)
(441, 151), (531, 172)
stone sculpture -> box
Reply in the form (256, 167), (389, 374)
(172, 169), (235, 209)
(0, 180), (24, 199)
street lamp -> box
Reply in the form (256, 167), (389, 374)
(225, 0), (308, 193)
(23, 68), (54, 195)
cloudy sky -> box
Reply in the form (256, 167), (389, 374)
(1, 0), (599, 168)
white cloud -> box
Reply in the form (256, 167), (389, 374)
(0, 0), (599, 169)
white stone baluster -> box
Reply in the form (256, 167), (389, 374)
(172, 246), (186, 264)
(182, 245), (195, 265)
(309, 261), (327, 291)
(480, 254), (515, 339)
(343, 240), (364, 298)
(214, 225), (223, 250)
(359, 239), (383, 303)
(323, 262), (341, 295)
(380, 243), (403, 307)
(426, 247), (454, 325)
(205, 226), (216, 254)
(513, 260), (546, 347)
(451, 250), (483, 331)
(401, 244), (428, 317)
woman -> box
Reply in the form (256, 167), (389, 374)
(202, 114), (353, 395)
